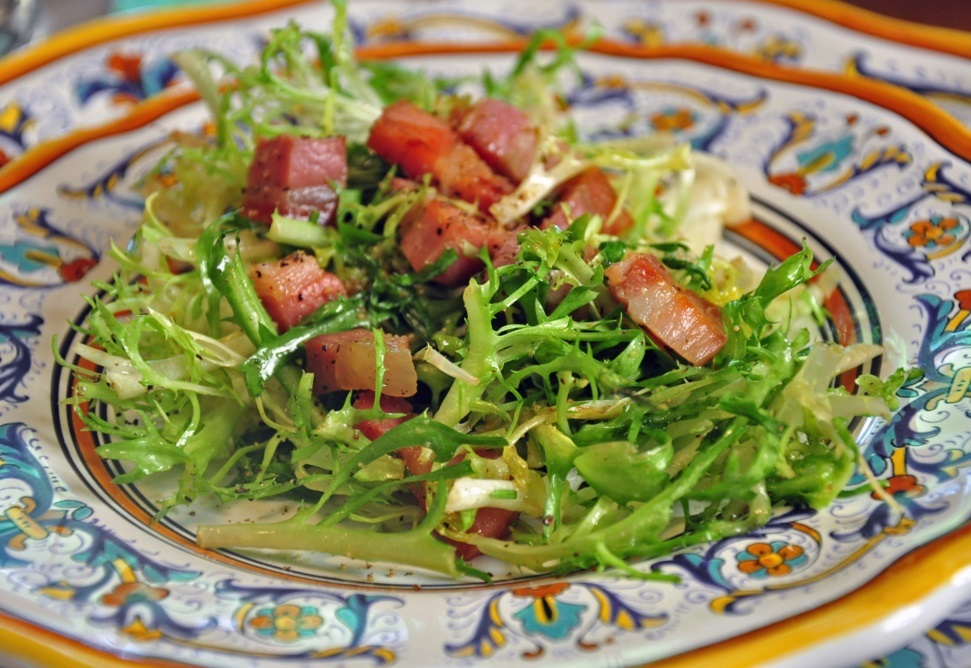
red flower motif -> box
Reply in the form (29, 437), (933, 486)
(101, 581), (169, 606)
(511, 582), (570, 598)
(58, 257), (98, 283)
(768, 172), (808, 195)
(872, 474), (924, 499)
(736, 18), (757, 31)
(107, 52), (144, 84)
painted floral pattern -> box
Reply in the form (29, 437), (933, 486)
(906, 216), (962, 250)
(249, 604), (325, 642)
(76, 51), (181, 106)
(736, 541), (809, 578)
(0, 102), (34, 169)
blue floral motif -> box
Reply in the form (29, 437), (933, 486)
(214, 581), (401, 661)
(57, 139), (169, 211)
(654, 552), (731, 591)
(0, 420), (405, 660)
(851, 162), (971, 283)
(512, 597), (586, 640)
(567, 72), (766, 151)
(860, 646), (928, 668)
(861, 292), (971, 482)
(795, 134), (855, 173)
(830, 289), (970, 546)
(92, 580), (216, 642)
(76, 52), (180, 106)
(0, 424), (198, 583)
(832, 496), (944, 544)
(736, 540), (809, 579)
(0, 318), (41, 405)
(446, 581), (665, 660)
(250, 603), (324, 642)
(652, 507), (817, 594)
(0, 209), (99, 287)
(765, 111), (910, 197)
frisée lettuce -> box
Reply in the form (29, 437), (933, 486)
(58, 3), (908, 580)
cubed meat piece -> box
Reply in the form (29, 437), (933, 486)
(605, 252), (726, 366)
(305, 329), (417, 397)
(400, 198), (504, 286)
(488, 226), (524, 268)
(367, 100), (456, 178)
(455, 98), (538, 183)
(248, 135), (348, 189)
(393, 443), (517, 561)
(242, 135), (347, 225)
(454, 506), (519, 561)
(249, 251), (347, 333)
(367, 100), (513, 212)
(434, 142), (515, 211)
(353, 391), (414, 441)
(541, 167), (634, 236)
(241, 185), (340, 226)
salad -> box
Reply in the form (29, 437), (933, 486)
(60, 4), (908, 581)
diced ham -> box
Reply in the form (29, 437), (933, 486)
(305, 329), (417, 397)
(442, 449), (517, 561)
(350, 392), (518, 560)
(435, 143), (515, 211)
(242, 135), (347, 225)
(353, 392), (414, 441)
(605, 252), (726, 366)
(367, 100), (513, 212)
(352, 391), (521, 559)
(393, 442), (517, 561)
(454, 506), (519, 561)
(489, 226), (524, 268)
(248, 135), (348, 189)
(400, 198), (504, 286)
(541, 167), (634, 236)
(249, 251), (347, 333)
(241, 185), (340, 226)
(455, 98), (538, 183)
(367, 100), (455, 178)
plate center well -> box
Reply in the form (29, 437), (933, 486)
(53, 202), (883, 588)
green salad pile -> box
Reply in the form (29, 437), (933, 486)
(59, 3), (906, 580)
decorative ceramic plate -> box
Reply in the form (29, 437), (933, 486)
(1, 2), (971, 668)
(1, 0), (970, 170)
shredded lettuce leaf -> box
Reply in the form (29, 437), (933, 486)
(59, 12), (907, 580)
